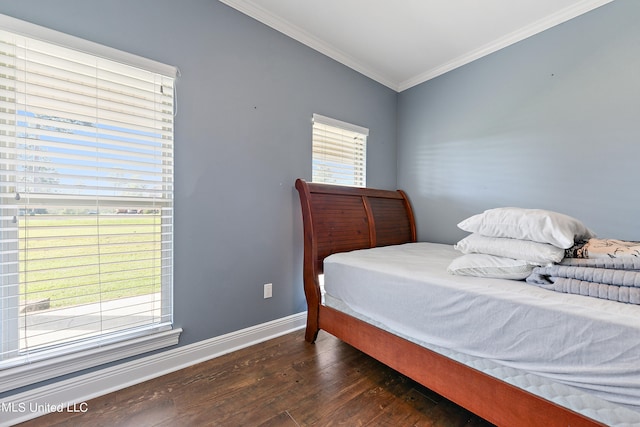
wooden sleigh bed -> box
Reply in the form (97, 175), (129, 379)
(294, 178), (622, 427)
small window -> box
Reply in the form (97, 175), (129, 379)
(312, 114), (368, 187)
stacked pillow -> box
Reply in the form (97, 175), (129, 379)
(448, 207), (595, 280)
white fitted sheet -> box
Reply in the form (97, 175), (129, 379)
(323, 242), (640, 424)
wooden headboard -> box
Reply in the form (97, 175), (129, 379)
(295, 178), (416, 340)
(295, 178), (416, 274)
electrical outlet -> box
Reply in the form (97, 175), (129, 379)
(263, 283), (273, 299)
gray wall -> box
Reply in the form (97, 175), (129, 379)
(0, 0), (397, 394)
(398, 0), (640, 244)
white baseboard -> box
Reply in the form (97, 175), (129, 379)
(1, 312), (307, 427)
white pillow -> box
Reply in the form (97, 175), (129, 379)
(457, 207), (595, 249)
(447, 254), (534, 280)
(454, 233), (564, 266)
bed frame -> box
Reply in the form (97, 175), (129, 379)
(295, 178), (604, 427)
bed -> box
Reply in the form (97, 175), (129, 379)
(294, 178), (640, 427)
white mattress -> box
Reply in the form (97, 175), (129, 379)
(323, 242), (640, 426)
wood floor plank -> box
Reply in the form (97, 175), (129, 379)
(255, 411), (300, 427)
(16, 330), (494, 427)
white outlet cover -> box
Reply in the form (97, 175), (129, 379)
(264, 283), (272, 298)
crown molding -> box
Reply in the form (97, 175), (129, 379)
(219, 0), (400, 91)
(221, 0), (614, 93)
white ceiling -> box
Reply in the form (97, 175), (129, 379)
(220, 0), (613, 92)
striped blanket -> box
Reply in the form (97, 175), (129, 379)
(527, 239), (640, 304)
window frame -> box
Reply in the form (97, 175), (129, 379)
(0, 13), (181, 393)
(312, 113), (368, 188)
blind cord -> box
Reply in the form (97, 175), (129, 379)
(173, 67), (181, 118)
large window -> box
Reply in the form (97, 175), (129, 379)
(312, 113), (368, 187)
(0, 14), (178, 390)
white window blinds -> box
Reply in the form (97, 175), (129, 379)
(312, 114), (368, 187)
(0, 16), (176, 372)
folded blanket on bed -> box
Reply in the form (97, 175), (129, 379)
(565, 238), (640, 259)
(559, 256), (640, 270)
(526, 267), (640, 304)
(527, 264), (640, 287)
(527, 242), (640, 304)
(528, 278), (640, 304)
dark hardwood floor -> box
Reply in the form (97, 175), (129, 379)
(17, 330), (494, 426)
